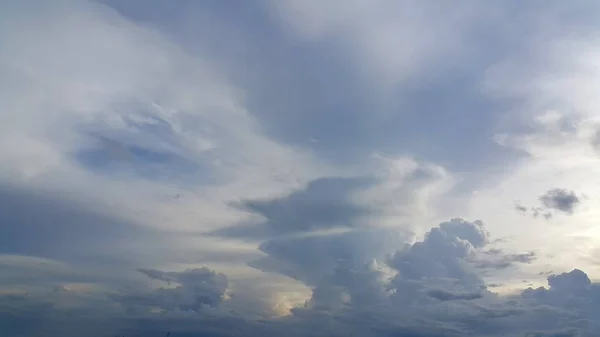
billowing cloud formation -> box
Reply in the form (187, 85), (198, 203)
(249, 226), (406, 310)
(1, 218), (600, 336)
(4, 0), (600, 336)
(390, 218), (489, 292)
(114, 268), (228, 311)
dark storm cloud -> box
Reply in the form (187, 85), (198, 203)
(211, 177), (374, 239)
(4, 218), (600, 336)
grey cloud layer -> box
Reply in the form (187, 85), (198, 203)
(2, 218), (597, 336)
(0, 184), (160, 265)
(3, 0), (600, 336)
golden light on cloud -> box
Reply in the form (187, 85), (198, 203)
(269, 293), (306, 317)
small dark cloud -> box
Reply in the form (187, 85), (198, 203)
(518, 188), (580, 220)
(484, 248), (503, 256)
(539, 188), (580, 215)
(474, 251), (536, 270)
(511, 252), (537, 263)
(515, 203), (528, 214)
(531, 207), (553, 220)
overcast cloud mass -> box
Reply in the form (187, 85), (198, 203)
(3, 0), (600, 336)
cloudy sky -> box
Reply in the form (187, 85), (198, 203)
(3, 0), (600, 336)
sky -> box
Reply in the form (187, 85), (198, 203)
(2, 0), (600, 336)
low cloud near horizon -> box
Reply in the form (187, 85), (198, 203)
(3, 1), (600, 336)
